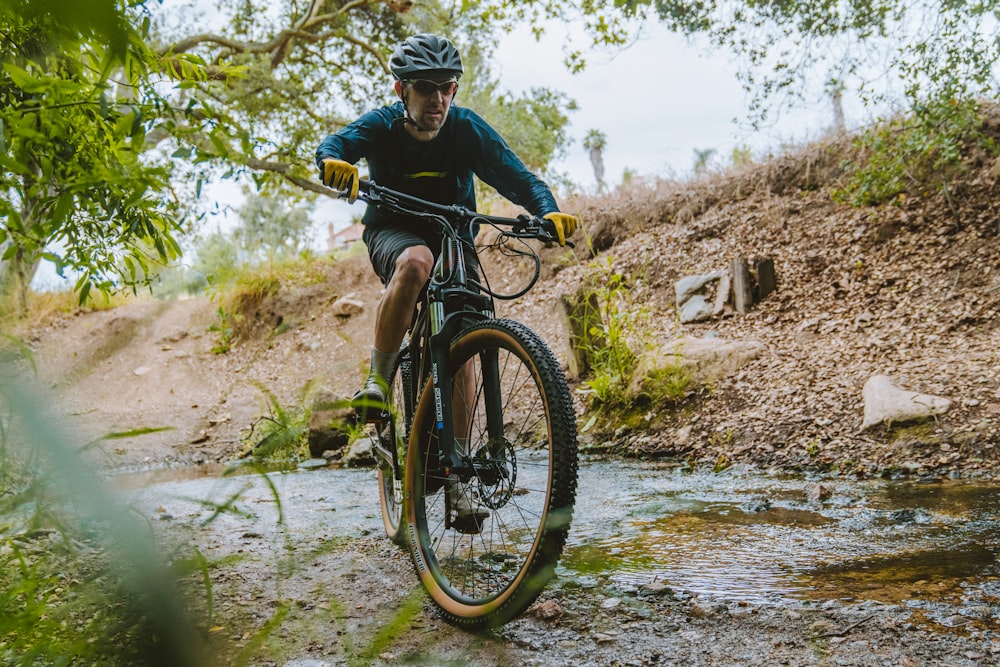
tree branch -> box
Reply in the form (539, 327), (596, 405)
(244, 156), (335, 197)
(162, 0), (387, 67)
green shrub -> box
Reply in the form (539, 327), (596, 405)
(573, 257), (646, 410)
(835, 97), (994, 206)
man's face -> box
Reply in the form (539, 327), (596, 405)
(399, 77), (458, 135)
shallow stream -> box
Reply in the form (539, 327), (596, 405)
(116, 459), (1000, 630)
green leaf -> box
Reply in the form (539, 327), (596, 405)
(77, 280), (92, 306)
(3, 64), (36, 89)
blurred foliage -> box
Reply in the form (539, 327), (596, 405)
(0, 0), (207, 310)
(0, 375), (212, 665)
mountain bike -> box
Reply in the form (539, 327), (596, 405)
(339, 179), (579, 629)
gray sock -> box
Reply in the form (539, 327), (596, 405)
(369, 347), (398, 384)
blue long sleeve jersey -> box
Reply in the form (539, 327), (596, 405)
(315, 102), (559, 242)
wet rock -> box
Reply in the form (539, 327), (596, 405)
(888, 508), (932, 525)
(806, 483), (833, 502)
(640, 581), (675, 598)
(740, 498), (772, 513)
(530, 599), (564, 621)
(688, 601), (723, 618)
(297, 458), (329, 471)
(861, 374), (953, 431)
(342, 436), (373, 466)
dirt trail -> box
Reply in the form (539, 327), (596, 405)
(28, 254), (382, 470)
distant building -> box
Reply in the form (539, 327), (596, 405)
(328, 223), (364, 251)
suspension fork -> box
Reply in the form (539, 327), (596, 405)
(427, 234), (463, 474)
(426, 234), (499, 475)
(480, 346), (504, 447)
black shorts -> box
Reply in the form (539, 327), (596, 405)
(362, 224), (480, 286)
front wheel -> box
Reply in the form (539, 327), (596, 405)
(406, 319), (578, 629)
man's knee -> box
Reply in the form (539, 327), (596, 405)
(394, 246), (433, 283)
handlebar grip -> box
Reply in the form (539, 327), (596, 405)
(537, 218), (575, 248)
(334, 177), (370, 200)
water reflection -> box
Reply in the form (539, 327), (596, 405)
(562, 462), (1000, 618)
(115, 457), (1000, 625)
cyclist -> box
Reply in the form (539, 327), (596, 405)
(316, 33), (578, 531)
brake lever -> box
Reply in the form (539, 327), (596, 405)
(535, 217), (575, 248)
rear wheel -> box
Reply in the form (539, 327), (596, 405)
(405, 319), (578, 629)
(376, 349), (413, 546)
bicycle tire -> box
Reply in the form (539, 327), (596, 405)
(405, 318), (578, 629)
(377, 349), (413, 546)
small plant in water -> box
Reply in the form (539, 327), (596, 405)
(242, 382), (315, 466)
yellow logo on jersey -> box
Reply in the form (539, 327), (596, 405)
(406, 171), (448, 179)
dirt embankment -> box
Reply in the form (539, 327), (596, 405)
(17, 119), (1000, 480)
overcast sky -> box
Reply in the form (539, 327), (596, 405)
(493, 20), (845, 189)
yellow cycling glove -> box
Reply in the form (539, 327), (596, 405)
(322, 158), (359, 203)
(542, 212), (579, 246)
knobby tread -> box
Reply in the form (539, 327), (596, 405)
(406, 317), (579, 629)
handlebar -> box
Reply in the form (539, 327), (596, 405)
(341, 178), (572, 248)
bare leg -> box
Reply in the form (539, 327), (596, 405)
(373, 245), (433, 361)
(452, 360), (476, 453)
(354, 245), (434, 411)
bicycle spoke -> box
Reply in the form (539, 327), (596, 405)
(407, 319), (576, 628)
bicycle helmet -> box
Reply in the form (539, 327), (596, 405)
(389, 34), (463, 80)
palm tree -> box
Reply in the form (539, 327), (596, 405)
(583, 129), (607, 192)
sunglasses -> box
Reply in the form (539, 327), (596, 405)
(409, 79), (459, 96)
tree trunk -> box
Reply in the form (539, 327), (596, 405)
(0, 248), (41, 316)
(1, 181), (45, 317)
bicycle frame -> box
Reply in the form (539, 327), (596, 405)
(356, 180), (555, 525)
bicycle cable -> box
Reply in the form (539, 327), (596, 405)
(473, 218), (542, 301)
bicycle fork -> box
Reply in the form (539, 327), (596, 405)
(426, 251), (507, 529)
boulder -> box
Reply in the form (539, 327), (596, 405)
(678, 294), (714, 324)
(342, 436), (374, 467)
(331, 294), (365, 318)
(674, 272), (722, 308)
(306, 386), (356, 457)
(630, 336), (765, 397)
(861, 374), (953, 431)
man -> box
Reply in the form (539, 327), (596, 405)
(315, 34), (577, 531)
